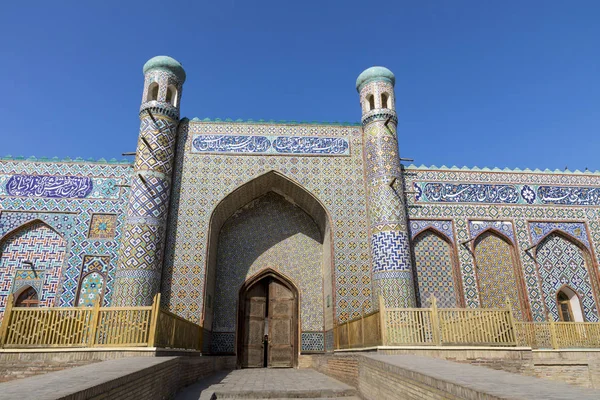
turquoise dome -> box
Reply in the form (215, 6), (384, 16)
(356, 66), (395, 92)
(143, 56), (186, 83)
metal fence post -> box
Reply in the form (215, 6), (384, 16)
(379, 295), (387, 346)
(430, 296), (441, 346)
(548, 313), (559, 350)
(87, 297), (101, 347)
(0, 294), (14, 347)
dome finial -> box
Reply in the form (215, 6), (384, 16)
(356, 66), (395, 92)
(143, 56), (186, 83)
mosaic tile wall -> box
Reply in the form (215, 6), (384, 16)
(211, 192), (325, 352)
(162, 120), (371, 334)
(473, 232), (524, 318)
(0, 159), (132, 314)
(0, 221), (65, 317)
(412, 231), (458, 308)
(536, 233), (599, 321)
(405, 165), (600, 322)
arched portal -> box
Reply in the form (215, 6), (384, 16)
(0, 220), (66, 319)
(203, 171), (333, 356)
(412, 229), (462, 308)
(536, 232), (599, 322)
(473, 230), (529, 320)
(237, 269), (299, 368)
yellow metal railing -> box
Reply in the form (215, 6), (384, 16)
(335, 297), (600, 350)
(0, 293), (202, 350)
(516, 315), (600, 349)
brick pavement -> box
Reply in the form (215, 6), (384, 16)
(176, 368), (358, 399)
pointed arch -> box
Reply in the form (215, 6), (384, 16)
(14, 285), (39, 307)
(411, 227), (464, 307)
(202, 170), (334, 355)
(556, 285), (584, 322)
(473, 229), (531, 320)
(0, 219), (66, 316)
(0, 218), (64, 244)
(535, 231), (599, 322)
(75, 271), (107, 307)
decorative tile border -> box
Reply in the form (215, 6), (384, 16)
(469, 220), (515, 243)
(409, 220), (454, 242)
(1, 174), (120, 200)
(529, 221), (591, 250)
(414, 182), (600, 206)
(191, 134), (350, 155)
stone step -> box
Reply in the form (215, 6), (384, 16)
(210, 388), (358, 399)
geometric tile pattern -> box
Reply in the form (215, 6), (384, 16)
(76, 272), (106, 307)
(88, 214), (117, 239)
(474, 231), (523, 319)
(371, 231), (411, 272)
(163, 121), (369, 324)
(530, 221), (591, 250)
(469, 220), (515, 243)
(76, 255), (110, 307)
(212, 192), (324, 333)
(412, 231), (458, 308)
(0, 158), (131, 312)
(113, 68), (180, 307)
(0, 221), (66, 318)
(210, 332), (235, 354)
(301, 332), (325, 352)
(409, 220), (454, 242)
(536, 233), (598, 321)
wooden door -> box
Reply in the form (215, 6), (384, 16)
(241, 283), (267, 368)
(268, 280), (295, 367)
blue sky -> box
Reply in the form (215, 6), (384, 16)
(1, 1), (598, 171)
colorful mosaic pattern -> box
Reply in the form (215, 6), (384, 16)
(415, 182), (600, 206)
(163, 120), (369, 325)
(192, 135), (350, 155)
(469, 221), (515, 243)
(113, 65), (183, 307)
(88, 214), (117, 239)
(213, 192), (324, 333)
(77, 272), (106, 307)
(529, 222), (591, 250)
(76, 255), (109, 307)
(474, 232), (523, 318)
(0, 221), (65, 317)
(409, 220), (454, 242)
(301, 332), (325, 352)
(536, 233), (598, 321)
(360, 76), (415, 309)
(0, 159), (131, 311)
(412, 231), (458, 308)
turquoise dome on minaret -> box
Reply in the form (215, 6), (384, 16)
(356, 66), (395, 92)
(143, 56), (186, 83)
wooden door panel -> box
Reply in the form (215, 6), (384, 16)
(242, 283), (266, 368)
(268, 280), (295, 368)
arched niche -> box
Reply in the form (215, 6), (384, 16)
(0, 219), (66, 315)
(556, 285), (584, 322)
(535, 231), (599, 322)
(411, 228), (463, 308)
(203, 170), (334, 355)
(473, 229), (530, 320)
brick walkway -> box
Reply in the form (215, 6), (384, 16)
(176, 369), (358, 400)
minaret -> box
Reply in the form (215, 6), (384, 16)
(112, 56), (186, 306)
(356, 67), (416, 308)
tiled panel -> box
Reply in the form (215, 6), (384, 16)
(536, 233), (598, 321)
(412, 231), (457, 308)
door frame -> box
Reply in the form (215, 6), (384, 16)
(236, 269), (299, 368)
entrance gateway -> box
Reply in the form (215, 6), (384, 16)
(237, 270), (298, 368)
